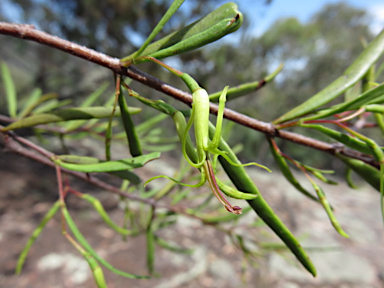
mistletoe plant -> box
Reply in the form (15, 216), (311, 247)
(1, 0), (384, 287)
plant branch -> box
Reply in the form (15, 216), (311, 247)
(0, 22), (377, 166)
(0, 124), (203, 217)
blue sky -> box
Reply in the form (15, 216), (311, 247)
(233, 0), (384, 36)
(1, 0), (383, 38)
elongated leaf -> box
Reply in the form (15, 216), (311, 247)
(19, 93), (58, 117)
(81, 194), (132, 235)
(18, 88), (43, 118)
(62, 206), (148, 279)
(267, 137), (320, 202)
(311, 171), (337, 185)
(336, 153), (381, 191)
(32, 98), (71, 114)
(170, 188), (191, 205)
(345, 167), (358, 189)
(122, 3), (243, 64)
(344, 81), (361, 103)
(310, 181), (349, 238)
(217, 179), (258, 200)
(1, 62), (17, 118)
(208, 123), (317, 276)
(2, 106), (141, 131)
(132, 0), (185, 59)
(80, 82), (110, 108)
(118, 85), (142, 156)
(16, 201), (61, 274)
(136, 113), (168, 135)
(376, 60), (384, 79)
(154, 235), (193, 254)
(274, 29), (384, 124)
(55, 152), (160, 173)
(64, 82), (109, 131)
(64, 234), (108, 288)
(146, 224), (155, 275)
(85, 256), (107, 288)
(373, 112), (384, 136)
(303, 83), (384, 121)
(209, 64), (284, 102)
(300, 123), (375, 156)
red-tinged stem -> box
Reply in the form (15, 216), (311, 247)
(335, 107), (365, 122)
(55, 164), (64, 202)
(67, 187), (84, 198)
(275, 121), (299, 129)
(203, 160), (242, 215)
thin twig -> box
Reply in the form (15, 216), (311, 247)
(0, 125), (199, 216)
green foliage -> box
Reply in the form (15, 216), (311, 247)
(1, 62), (17, 118)
(2, 1), (384, 286)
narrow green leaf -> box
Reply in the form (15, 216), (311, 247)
(86, 256), (107, 288)
(80, 194), (132, 235)
(376, 60), (384, 79)
(374, 112), (384, 136)
(170, 188), (191, 205)
(146, 224), (155, 275)
(64, 82), (109, 131)
(62, 206), (149, 279)
(300, 123), (375, 156)
(32, 99), (72, 114)
(217, 179), (258, 200)
(132, 0), (185, 59)
(274, 29), (384, 124)
(54, 152), (160, 173)
(311, 171), (337, 185)
(2, 106), (141, 131)
(345, 167), (358, 189)
(209, 64), (284, 102)
(302, 82), (384, 121)
(267, 137), (320, 203)
(141, 143), (177, 152)
(19, 93), (58, 117)
(336, 153), (381, 191)
(310, 181), (349, 238)
(154, 235), (193, 254)
(118, 85), (142, 156)
(122, 3), (243, 64)
(209, 123), (317, 276)
(64, 233), (108, 288)
(18, 88), (43, 118)
(136, 113), (168, 135)
(16, 201), (61, 274)
(365, 104), (384, 113)
(80, 82), (109, 108)
(1, 62), (17, 118)
(344, 81), (361, 103)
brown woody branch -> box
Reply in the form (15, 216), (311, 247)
(0, 22), (377, 166)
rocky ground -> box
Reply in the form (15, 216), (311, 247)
(1, 148), (384, 288)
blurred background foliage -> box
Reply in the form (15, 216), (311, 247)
(0, 0), (382, 173)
